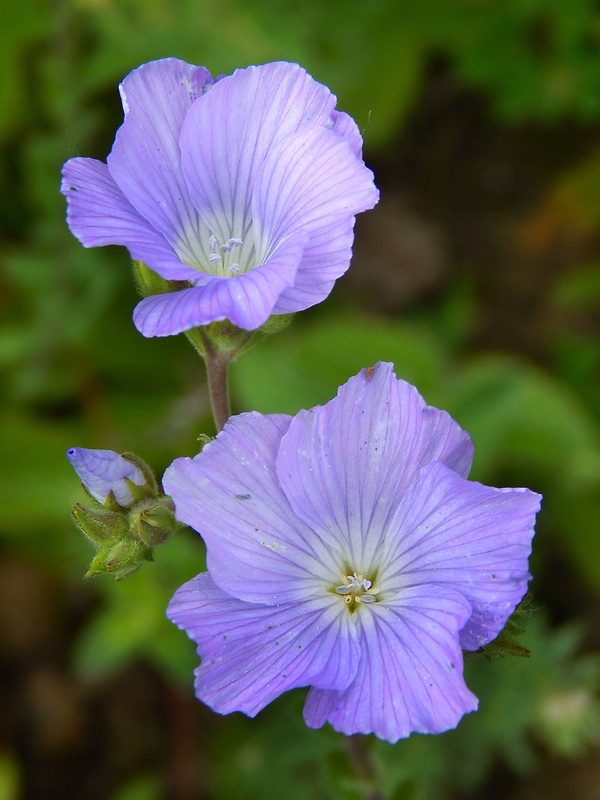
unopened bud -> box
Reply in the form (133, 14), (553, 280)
(106, 538), (152, 573)
(85, 542), (149, 581)
(129, 498), (181, 547)
(72, 503), (128, 545)
(67, 448), (150, 507)
(68, 448), (179, 580)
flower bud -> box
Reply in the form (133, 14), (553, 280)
(129, 497), (181, 547)
(67, 447), (151, 507)
(68, 447), (180, 580)
(85, 539), (152, 581)
(72, 503), (128, 545)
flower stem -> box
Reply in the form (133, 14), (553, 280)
(185, 323), (254, 432)
(202, 339), (232, 433)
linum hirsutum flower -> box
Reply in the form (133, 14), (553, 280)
(61, 59), (379, 337)
(165, 363), (541, 743)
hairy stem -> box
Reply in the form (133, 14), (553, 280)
(185, 323), (254, 432)
(202, 339), (231, 432)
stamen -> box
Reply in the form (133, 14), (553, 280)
(220, 238), (243, 253)
(204, 234), (245, 275)
(334, 570), (378, 607)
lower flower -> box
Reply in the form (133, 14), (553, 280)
(165, 362), (541, 742)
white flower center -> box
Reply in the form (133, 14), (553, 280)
(206, 234), (245, 276)
(175, 224), (262, 279)
(334, 571), (379, 611)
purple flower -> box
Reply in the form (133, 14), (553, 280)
(67, 447), (145, 506)
(165, 363), (541, 742)
(61, 59), (379, 337)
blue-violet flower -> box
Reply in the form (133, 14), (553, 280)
(67, 447), (145, 507)
(61, 59), (379, 337)
(165, 363), (541, 742)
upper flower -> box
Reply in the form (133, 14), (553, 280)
(67, 447), (146, 506)
(61, 59), (379, 337)
(165, 363), (541, 743)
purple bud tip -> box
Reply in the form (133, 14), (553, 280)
(67, 447), (145, 507)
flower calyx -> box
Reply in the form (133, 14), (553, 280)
(133, 260), (187, 298)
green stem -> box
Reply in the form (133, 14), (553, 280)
(202, 336), (232, 433)
(185, 323), (254, 432)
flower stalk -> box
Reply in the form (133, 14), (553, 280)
(202, 343), (232, 433)
(185, 321), (254, 431)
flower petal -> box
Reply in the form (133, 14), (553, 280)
(133, 234), (305, 336)
(66, 447), (145, 506)
(382, 460), (541, 650)
(163, 412), (339, 604)
(167, 572), (360, 715)
(303, 585), (477, 742)
(270, 218), (354, 314)
(252, 126), (378, 314)
(61, 158), (191, 277)
(106, 58), (213, 274)
(276, 362), (474, 568)
(331, 110), (364, 158)
(179, 62), (336, 239)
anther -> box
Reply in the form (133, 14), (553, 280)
(220, 237), (243, 253)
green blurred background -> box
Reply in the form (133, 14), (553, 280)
(2, 0), (600, 798)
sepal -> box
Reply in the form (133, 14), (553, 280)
(120, 451), (159, 501)
(72, 503), (128, 545)
(185, 319), (254, 360)
(133, 260), (186, 298)
(257, 313), (294, 336)
(84, 540), (151, 581)
(128, 497), (182, 547)
(466, 594), (534, 660)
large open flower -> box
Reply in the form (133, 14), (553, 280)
(165, 363), (541, 742)
(61, 59), (379, 337)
